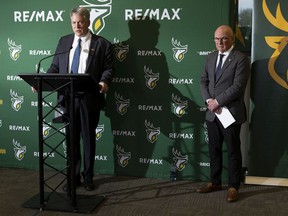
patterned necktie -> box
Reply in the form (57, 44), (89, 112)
(215, 54), (224, 80)
(71, 38), (81, 74)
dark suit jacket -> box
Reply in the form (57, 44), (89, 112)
(47, 33), (114, 111)
(200, 49), (250, 124)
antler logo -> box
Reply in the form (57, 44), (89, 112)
(114, 38), (129, 62)
(80, 0), (112, 35)
(116, 145), (131, 167)
(172, 148), (188, 171)
(10, 89), (24, 111)
(263, 0), (288, 89)
(13, 139), (26, 161)
(115, 92), (130, 115)
(96, 124), (104, 140)
(144, 65), (159, 90)
(172, 37), (188, 62)
(8, 38), (22, 61)
(172, 93), (188, 117)
(145, 120), (160, 144)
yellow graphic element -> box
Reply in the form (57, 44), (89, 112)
(96, 132), (101, 140)
(0, 99), (3, 105)
(262, 0), (288, 89)
(263, 0), (288, 32)
(0, 149), (6, 154)
(94, 19), (102, 32)
(265, 36), (288, 89)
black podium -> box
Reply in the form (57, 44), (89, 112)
(19, 73), (104, 213)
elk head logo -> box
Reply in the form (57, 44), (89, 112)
(263, 0), (288, 89)
(116, 145), (131, 168)
(172, 148), (188, 171)
(172, 93), (188, 117)
(8, 38), (21, 61)
(172, 37), (188, 62)
(115, 92), (130, 115)
(13, 139), (26, 161)
(144, 65), (159, 90)
(114, 38), (129, 62)
(145, 120), (160, 144)
(96, 124), (104, 140)
(10, 89), (24, 111)
(81, 0), (112, 35)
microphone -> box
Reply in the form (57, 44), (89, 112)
(36, 46), (73, 73)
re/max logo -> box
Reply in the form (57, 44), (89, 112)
(14, 10), (65, 22)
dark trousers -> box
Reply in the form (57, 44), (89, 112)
(73, 97), (100, 183)
(206, 118), (242, 189)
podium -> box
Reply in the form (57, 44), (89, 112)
(19, 73), (104, 213)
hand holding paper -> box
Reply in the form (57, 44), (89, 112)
(215, 106), (235, 128)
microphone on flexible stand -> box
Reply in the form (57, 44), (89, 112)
(36, 46), (73, 73)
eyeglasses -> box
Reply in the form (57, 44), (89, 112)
(214, 37), (229, 42)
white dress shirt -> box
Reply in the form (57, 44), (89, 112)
(69, 32), (92, 74)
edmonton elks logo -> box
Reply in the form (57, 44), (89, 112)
(172, 148), (188, 171)
(10, 89), (24, 111)
(8, 38), (21, 61)
(116, 145), (131, 167)
(144, 65), (159, 90)
(115, 92), (130, 115)
(13, 139), (26, 161)
(263, 0), (288, 89)
(114, 38), (129, 62)
(172, 37), (188, 62)
(96, 124), (104, 140)
(43, 121), (51, 138)
(80, 0), (112, 35)
(145, 120), (160, 144)
(172, 93), (188, 117)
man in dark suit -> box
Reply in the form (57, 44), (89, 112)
(47, 7), (114, 191)
(197, 25), (250, 202)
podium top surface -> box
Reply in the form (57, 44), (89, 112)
(19, 73), (99, 92)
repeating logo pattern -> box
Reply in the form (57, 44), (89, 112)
(172, 93), (188, 117)
(7, 38), (21, 61)
(13, 139), (26, 161)
(145, 120), (160, 144)
(116, 145), (131, 167)
(172, 148), (188, 171)
(115, 92), (130, 115)
(144, 65), (159, 90)
(10, 89), (24, 112)
(114, 38), (129, 62)
(171, 37), (188, 62)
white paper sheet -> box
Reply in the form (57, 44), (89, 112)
(215, 106), (235, 129)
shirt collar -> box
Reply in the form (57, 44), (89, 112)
(74, 31), (91, 43)
(218, 45), (234, 56)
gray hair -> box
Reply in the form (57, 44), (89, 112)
(70, 7), (90, 20)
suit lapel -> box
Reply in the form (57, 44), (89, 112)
(85, 34), (98, 74)
(63, 35), (73, 74)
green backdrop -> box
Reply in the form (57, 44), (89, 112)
(0, 0), (236, 182)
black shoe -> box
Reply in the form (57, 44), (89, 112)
(62, 181), (81, 192)
(83, 182), (94, 191)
